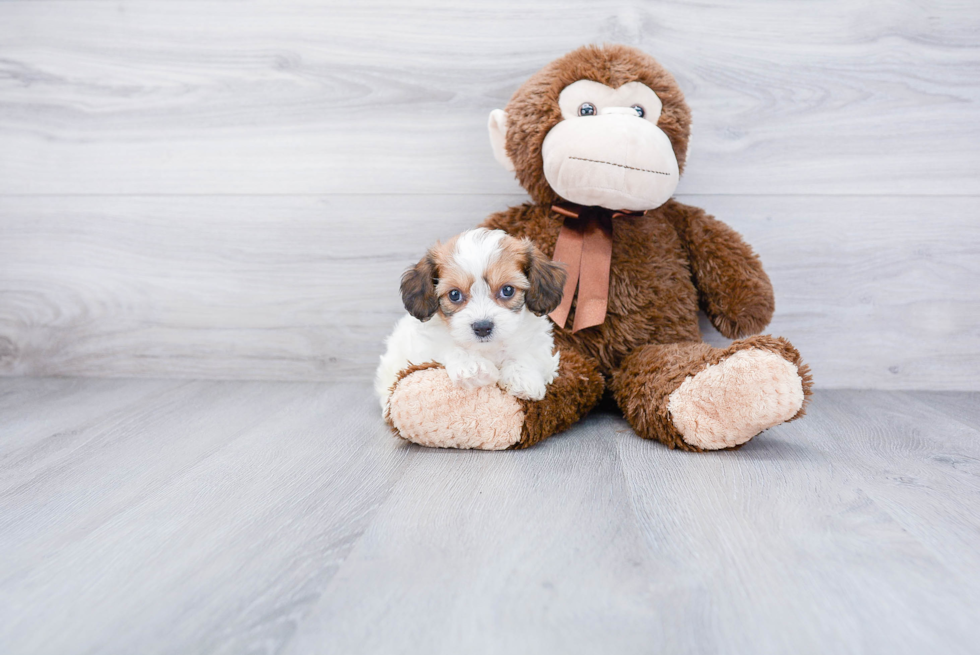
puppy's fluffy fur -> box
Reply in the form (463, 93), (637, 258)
(376, 228), (566, 412)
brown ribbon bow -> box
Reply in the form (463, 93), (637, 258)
(549, 202), (644, 332)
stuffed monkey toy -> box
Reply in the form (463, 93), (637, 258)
(384, 44), (812, 451)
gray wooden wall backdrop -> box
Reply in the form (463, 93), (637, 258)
(1, 1), (978, 389)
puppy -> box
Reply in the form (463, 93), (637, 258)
(375, 228), (566, 412)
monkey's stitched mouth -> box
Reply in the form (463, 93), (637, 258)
(568, 156), (671, 176)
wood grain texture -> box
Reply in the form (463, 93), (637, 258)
(1, 194), (977, 388)
(1, 1), (977, 386)
(0, 0), (978, 195)
(2, 379), (979, 654)
(0, 378), (416, 655)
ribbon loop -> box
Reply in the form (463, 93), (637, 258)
(548, 202), (642, 332)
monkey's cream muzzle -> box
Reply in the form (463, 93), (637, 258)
(541, 110), (679, 211)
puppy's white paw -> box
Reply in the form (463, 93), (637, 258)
(447, 356), (499, 389)
(499, 362), (548, 401)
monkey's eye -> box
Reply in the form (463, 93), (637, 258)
(578, 102), (597, 117)
(631, 105), (645, 118)
(448, 289), (463, 303)
(499, 285), (515, 299)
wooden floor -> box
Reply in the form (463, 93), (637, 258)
(1, 379), (978, 654)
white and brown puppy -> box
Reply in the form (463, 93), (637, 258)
(375, 228), (566, 412)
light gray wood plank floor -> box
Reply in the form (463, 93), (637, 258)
(1, 379), (979, 654)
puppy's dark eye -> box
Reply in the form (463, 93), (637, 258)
(500, 285), (515, 299)
(631, 105), (645, 118)
(578, 102), (596, 117)
(448, 289), (462, 303)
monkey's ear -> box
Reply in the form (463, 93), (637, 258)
(400, 253), (440, 322)
(524, 243), (567, 316)
(488, 109), (516, 172)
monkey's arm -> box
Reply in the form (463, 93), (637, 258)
(664, 200), (774, 339)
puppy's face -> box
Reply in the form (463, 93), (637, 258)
(400, 229), (566, 346)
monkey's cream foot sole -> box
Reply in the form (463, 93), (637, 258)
(667, 348), (804, 450)
(388, 367), (524, 450)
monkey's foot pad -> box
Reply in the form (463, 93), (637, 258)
(668, 348), (805, 450)
(388, 367), (524, 450)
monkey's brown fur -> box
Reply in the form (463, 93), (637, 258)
(390, 44), (812, 450)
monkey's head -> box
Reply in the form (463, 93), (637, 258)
(488, 44), (691, 211)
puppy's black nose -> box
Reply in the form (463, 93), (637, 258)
(471, 320), (494, 338)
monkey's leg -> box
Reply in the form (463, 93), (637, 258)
(611, 336), (813, 451)
(385, 349), (604, 450)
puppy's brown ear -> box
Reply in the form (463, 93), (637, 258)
(524, 242), (566, 316)
(400, 252), (439, 321)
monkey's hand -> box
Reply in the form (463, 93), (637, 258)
(666, 200), (775, 339)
